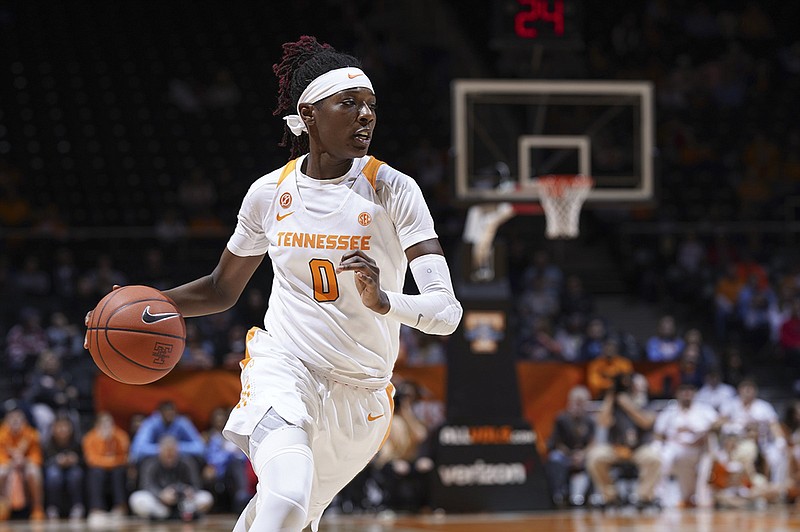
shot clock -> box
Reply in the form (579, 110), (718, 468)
(491, 0), (584, 49)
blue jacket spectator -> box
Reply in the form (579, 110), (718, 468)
(645, 315), (686, 362)
(129, 401), (205, 463)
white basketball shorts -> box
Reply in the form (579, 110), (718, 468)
(223, 327), (394, 527)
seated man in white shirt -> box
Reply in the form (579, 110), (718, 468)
(719, 378), (789, 494)
(694, 368), (736, 413)
(652, 382), (718, 507)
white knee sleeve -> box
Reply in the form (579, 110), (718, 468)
(250, 424), (314, 532)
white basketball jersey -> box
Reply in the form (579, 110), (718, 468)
(227, 154), (437, 383)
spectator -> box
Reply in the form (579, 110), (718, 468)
(715, 262), (746, 340)
(82, 412), (130, 526)
(735, 252), (769, 290)
(694, 368), (737, 413)
(652, 383), (718, 507)
(372, 381), (433, 513)
(4, 307), (48, 395)
(0, 408), (44, 521)
(521, 250), (564, 296)
(404, 381), (446, 435)
(13, 255), (51, 299)
(126, 413), (146, 493)
(560, 275), (594, 320)
(42, 415), (84, 520)
(677, 343), (706, 389)
(84, 254), (128, 300)
(518, 274), (560, 324)
(781, 399), (800, 503)
(666, 231), (708, 304)
(406, 333), (447, 366)
(709, 428), (784, 509)
(45, 311), (83, 359)
(238, 287), (267, 329)
(202, 407), (251, 514)
(646, 315), (686, 362)
(519, 317), (561, 362)
(586, 338), (634, 399)
(220, 323), (248, 371)
(50, 248), (78, 302)
(778, 298), (800, 373)
(675, 231), (707, 278)
(129, 401), (205, 464)
(720, 343), (748, 387)
(585, 372), (661, 508)
(683, 328), (718, 372)
(553, 313), (586, 363)
(22, 349), (79, 440)
(736, 273), (777, 350)
(769, 283), (795, 344)
(128, 435), (213, 522)
(137, 247), (174, 291)
(579, 318), (610, 362)
(719, 378), (789, 494)
(178, 322), (215, 370)
(545, 385), (595, 507)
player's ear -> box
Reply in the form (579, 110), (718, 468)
(299, 103), (315, 127)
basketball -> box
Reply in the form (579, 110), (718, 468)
(86, 285), (186, 385)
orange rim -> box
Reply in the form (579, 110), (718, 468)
(538, 174), (594, 198)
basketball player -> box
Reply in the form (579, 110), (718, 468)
(88, 36), (461, 530)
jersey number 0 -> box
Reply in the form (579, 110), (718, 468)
(309, 259), (339, 302)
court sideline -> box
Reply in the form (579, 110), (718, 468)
(2, 509), (800, 532)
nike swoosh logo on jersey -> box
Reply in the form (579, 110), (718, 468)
(367, 413), (385, 422)
(141, 306), (181, 324)
(276, 211), (294, 221)
(347, 73), (363, 79)
(413, 313), (423, 327)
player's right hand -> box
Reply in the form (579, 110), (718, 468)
(337, 250), (390, 314)
(84, 285), (122, 349)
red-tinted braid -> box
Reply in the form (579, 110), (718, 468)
(273, 36), (331, 118)
(272, 35), (362, 158)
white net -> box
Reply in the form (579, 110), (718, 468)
(538, 175), (594, 239)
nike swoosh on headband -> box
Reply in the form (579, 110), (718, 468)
(141, 306), (181, 324)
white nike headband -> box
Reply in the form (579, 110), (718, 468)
(283, 67), (374, 136)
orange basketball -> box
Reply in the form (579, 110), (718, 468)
(86, 285), (186, 385)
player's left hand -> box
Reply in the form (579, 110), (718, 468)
(337, 249), (390, 314)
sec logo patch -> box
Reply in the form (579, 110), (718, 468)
(358, 212), (372, 227)
(280, 192), (292, 209)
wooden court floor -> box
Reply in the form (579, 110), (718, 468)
(3, 508), (800, 532)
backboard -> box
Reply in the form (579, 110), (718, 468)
(453, 79), (654, 204)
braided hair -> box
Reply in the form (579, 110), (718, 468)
(273, 36), (363, 158)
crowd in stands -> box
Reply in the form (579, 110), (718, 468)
(2, 236), (800, 520)
(545, 375), (798, 512)
(0, 397), (252, 524)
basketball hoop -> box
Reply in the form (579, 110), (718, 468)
(537, 174), (594, 239)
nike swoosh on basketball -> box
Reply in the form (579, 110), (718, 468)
(367, 413), (384, 422)
(276, 211), (294, 221)
(347, 73), (363, 79)
(141, 306), (181, 324)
